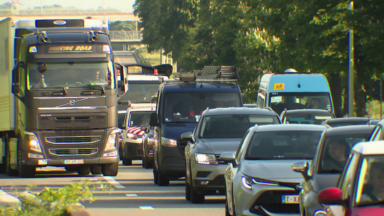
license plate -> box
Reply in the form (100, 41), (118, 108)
(63, 159), (84, 164)
(281, 195), (299, 204)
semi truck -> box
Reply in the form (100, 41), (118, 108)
(0, 17), (128, 177)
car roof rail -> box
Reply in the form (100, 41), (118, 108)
(166, 65), (240, 83)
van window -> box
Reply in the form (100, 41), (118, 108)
(163, 92), (241, 123)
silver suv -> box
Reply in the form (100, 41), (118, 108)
(182, 107), (281, 203)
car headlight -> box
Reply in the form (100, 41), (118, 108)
(195, 153), (218, 165)
(105, 133), (117, 151)
(241, 175), (279, 190)
(127, 133), (138, 139)
(161, 137), (177, 147)
(314, 210), (327, 216)
(24, 131), (42, 153)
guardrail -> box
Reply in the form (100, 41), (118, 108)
(0, 8), (132, 15)
(110, 31), (142, 41)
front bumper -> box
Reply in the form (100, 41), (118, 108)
(234, 180), (300, 216)
(191, 162), (227, 195)
(124, 142), (143, 160)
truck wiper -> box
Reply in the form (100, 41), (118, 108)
(38, 87), (68, 96)
(83, 84), (106, 95)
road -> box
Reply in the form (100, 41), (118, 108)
(0, 161), (225, 216)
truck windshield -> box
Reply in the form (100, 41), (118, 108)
(163, 92), (241, 123)
(269, 92), (332, 115)
(119, 82), (159, 103)
(27, 62), (115, 90)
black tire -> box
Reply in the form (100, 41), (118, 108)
(122, 144), (132, 165)
(225, 202), (231, 216)
(102, 162), (119, 176)
(157, 166), (169, 186)
(190, 182), (205, 203)
(143, 158), (153, 169)
(6, 137), (18, 176)
(90, 165), (102, 175)
(153, 167), (158, 184)
(77, 166), (91, 176)
(185, 180), (191, 201)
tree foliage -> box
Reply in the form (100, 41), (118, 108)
(134, 0), (384, 116)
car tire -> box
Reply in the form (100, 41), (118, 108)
(190, 183), (205, 203)
(225, 202), (231, 216)
(185, 180), (191, 201)
(157, 166), (169, 186)
(102, 163), (119, 176)
(91, 165), (102, 175)
(77, 166), (91, 176)
(153, 167), (158, 185)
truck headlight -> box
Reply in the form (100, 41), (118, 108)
(105, 133), (117, 151)
(161, 137), (177, 147)
(195, 153), (218, 165)
(24, 132), (42, 153)
(241, 175), (279, 190)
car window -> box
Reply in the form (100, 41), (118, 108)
(318, 133), (371, 173)
(129, 111), (154, 127)
(309, 131), (326, 176)
(338, 152), (360, 200)
(235, 131), (252, 163)
(244, 130), (323, 160)
(285, 114), (333, 125)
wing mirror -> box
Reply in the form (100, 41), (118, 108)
(180, 131), (194, 142)
(141, 126), (150, 133)
(291, 161), (311, 181)
(220, 152), (236, 162)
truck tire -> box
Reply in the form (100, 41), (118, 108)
(102, 162), (118, 176)
(91, 165), (102, 175)
(65, 166), (78, 172)
(18, 150), (35, 178)
(77, 166), (91, 176)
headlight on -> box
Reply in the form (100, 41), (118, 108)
(195, 153), (218, 165)
(127, 133), (138, 139)
(105, 133), (117, 151)
(241, 175), (279, 190)
(24, 131), (42, 153)
(161, 137), (177, 147)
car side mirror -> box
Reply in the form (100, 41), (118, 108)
(149, 112), (159, 126)
(317, 187), (344, 205)
(291, 161), (311, 180)
(181, 131), (194, 142)
(220, 152), (236, 163)
(141, 126), (150, 133)
(12, 84), (20, 94)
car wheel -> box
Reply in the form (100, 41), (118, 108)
(90, 165), (102, 175)
(153, 166), (158, 184)
(157, 166), (169, 186)
(225, 202), (231, 216)
(190, 182), (205, 203)
(101, 163), (119, 176)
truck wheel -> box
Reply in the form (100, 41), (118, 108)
(102, 163), (119, 176)
(91, 165), (102, 175)
(0, 137), (7, 173)
(6, 137), (18, 176)
(18, 150), (35, 178)
(157, 166), (169, 186)
(65, 166), (78, 172)
(77, 166), (91, 176)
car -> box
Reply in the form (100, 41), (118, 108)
(280, 109), (335, 124)
(121, 107), (155, 165)
(183, 107), (281, 203)
(221, 124), (327, 216)
(291, 125), (374, 216)
(323, 117), (379, 128)
(141, 124), (157, 169)
(317, 141), (384, 215)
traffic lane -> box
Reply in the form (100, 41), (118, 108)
(86, 208), (224, 216)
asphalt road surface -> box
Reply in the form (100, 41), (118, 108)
(0, 161), (225, 216)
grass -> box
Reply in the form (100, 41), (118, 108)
(366, 100), (384, 119)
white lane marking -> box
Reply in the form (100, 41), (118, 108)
(139, 206), (154, 210)
(125, 193), (138, 197)
(103, 176), (125, 188)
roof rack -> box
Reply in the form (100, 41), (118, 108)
(168, 65), (240, 83)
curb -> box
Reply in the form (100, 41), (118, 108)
(0, 189), (91, 215)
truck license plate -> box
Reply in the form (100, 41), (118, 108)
(63, 159), (84, 165)
(281, 195), (299, 204)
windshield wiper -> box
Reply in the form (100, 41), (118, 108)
(356, 200), (384, 207)
(37, 87), (67, 96)
(82, 84), (105, 95)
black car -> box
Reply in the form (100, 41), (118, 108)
(280, 109), (335, 124)
(323, 117), (379, 128)
(141, 125), (157, 168)
(291, 125), (375, 216)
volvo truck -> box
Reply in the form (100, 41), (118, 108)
(0, 18), (128, 177)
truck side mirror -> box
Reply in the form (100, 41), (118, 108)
(149, 113), (159, 126)
(116, 63), (128, 97)
(12, 84), (20, 94)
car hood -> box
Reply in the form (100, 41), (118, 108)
(196, 138), (242, 154)
(162, 122), (197, 140)
(241, 159), (311, 182)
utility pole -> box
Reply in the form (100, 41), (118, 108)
(348, 1), (355, 117)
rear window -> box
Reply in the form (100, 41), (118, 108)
(286, 113), (333, 124)
(326, 121), (369, 128)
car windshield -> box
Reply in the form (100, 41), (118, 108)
(119, 82), (159, 103)
(326, 120), (369, 128)
(245, 130), (323, 159)
(269, 92), (331, 115)
(355, 156), (384, 205)
(27, 62), (115, 90)
(285, 113), (333, 124)
(128, 111), (154, 127)
(163, 92), (241, 123)
(118, 113), (126, 129)
(318, 134), (370, 173)
(199, 114), (279, 138)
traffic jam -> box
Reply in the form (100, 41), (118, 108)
(116, 61), (384, 216)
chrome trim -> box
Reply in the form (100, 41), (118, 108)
(38, 106), (108, 110)
(34, 96), (108, 99)
(45, 135), (101, 144)
(48, 148), (98, 156)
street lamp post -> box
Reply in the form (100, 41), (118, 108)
(348, 1), (355, 117)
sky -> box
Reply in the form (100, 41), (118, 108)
(0, 0), (136, 11)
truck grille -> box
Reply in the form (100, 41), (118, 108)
(45, 136), (101, 144)
(49, 148), (98, 156)
(250, 190), (300, 214)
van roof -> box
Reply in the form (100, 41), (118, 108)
(162, 82), (239, 93)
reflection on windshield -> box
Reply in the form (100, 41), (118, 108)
(319, 135), (370, 173)
(199, 115), (279, 138)
(286, 114), (333, 125)
(129, 111), (154, 127)
(119, 83), (159, 103)
(245, 130), (323, 159)
(356, 156), (384, 204)
(163, 92), (241, 123)
(28, 62), (115, 90)
(269, 93), (331, 115)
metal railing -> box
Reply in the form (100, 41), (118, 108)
(109, 31), (142, 41)
(0, 8), (133, 16)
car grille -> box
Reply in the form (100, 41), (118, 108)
(177, 140), (188, 155)
(49, 148), (98, 156)
(250, 190), (300, 214)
